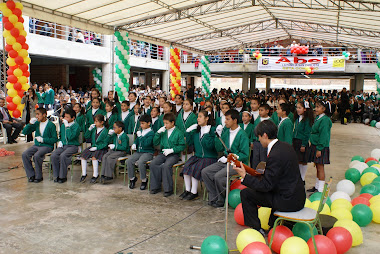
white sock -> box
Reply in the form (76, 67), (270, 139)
(191, 177), (199, 194)
(181, 154), (187, 163)
(184, 175), (191, 192)
(318, 180), (325, 192)
(315, 178), (319, 189)
(92, 160), (99, 177)
(299, 164), (307, 181)
(81, 158), (87, 176)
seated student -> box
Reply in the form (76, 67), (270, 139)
(142, 96), (152, 115)
(150, 113), (186, 197)
(180, 111), (218, 201)
(276, 103), (293, 145)
(86, 88), (105, 111)
(234, 120), (305, 236)
(175, 99), (197, 133)
(240, 111), (255, 151)
(85, 97), (106, 134)
(128, 92), (138, 111)
(100, 121), (129, 183)
(119, 100), (131, 132)
(202, 109), (250, 207)
(215, 102), (231, 128)
(51, 109), (80, 183)
(250, 98), (260, 121)
(80, 114), (109, 184)
(127, 114), (155, 190)
(73, 103), (85, 133)
(127, 102), (141, 135)
(105, 100), (119, 130)
(0, 97), (23, 144)
(158, 101), (174, 127)
(22, 107), (58, 183)
(150, 107), (161, 132)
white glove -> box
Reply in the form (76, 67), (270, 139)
(204, 125), (211, 134)
(108, 144), (115, 150)
(186, 124), (198, 133)
(108, 129), (115, 135)
(131, 144), (137, 150)
(218, 156), (227, 164)
(89, 124), (95, 131)
(136, 131), (142, 137)
(30, 117), (37, 124)
(36, 136), (43, 143)
(57, 141), (63, 148)
(157, 126), (166, 134)
(62, 119), (69, 127)
(89, 147), (97, 151)
(163, 148), (174, 156)
(216, 125), (223, 136)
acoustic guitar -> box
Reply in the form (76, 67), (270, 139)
(227, 153), (266, 176)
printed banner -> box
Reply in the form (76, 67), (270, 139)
(258, 56), (345, 72)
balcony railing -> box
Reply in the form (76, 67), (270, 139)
(128, 40), (166, 61)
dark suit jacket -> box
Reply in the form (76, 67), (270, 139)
(0, 107), (14, 122)
(242, 140), (306, 211)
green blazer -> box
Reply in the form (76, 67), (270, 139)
(43, 89), (55, 105)
(271, 111), (294, 126)
(86, 100), (105, 111)
(134, 129), (155, 153)
(252, 116), (273, 141)
(59, 122), (80, 146)
(215, 127), (250, 165)
(277, 118), (293, 145)
(22, 120), (58, 148)
(75, 113), (86, 132)
(293, 118), (312, 147)
(119, 110), (132, 133)
(85, 108), (106, 130)
(309, 115), (332, 151)
(142, 106), (152, 115)
(109, 132), (129, 153)
(153, 127), (186, 155)
(239, 122), (255, 145)
(84, 127), (109, 150)
(36, 92), (44, 104)
(151, 118), (162, 133)
(127, 114), (140, 134)
(186, 127), (218, 159)
(175, 111), (197, 132)
(106, 113), (119, 130)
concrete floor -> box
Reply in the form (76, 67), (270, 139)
(0, 123), (380, 254)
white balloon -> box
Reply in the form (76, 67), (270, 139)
(125, 55), (130, 60)
(123, 92), (129, 97)
(352, 162), (369, 174)
(121, 87), (127, 93)
(336, 179), (356, 196)
(376, 122), (380, 129)
(330, 191), (351, 202)
(371, 149), (380, 160)
(125, 74), (130, 80)
(349, 160), (361, 169)
(364, 118), (370, 124)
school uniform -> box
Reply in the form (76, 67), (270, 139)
(22, 120), (58, 180)
(175, 104), (183, 115)
(85, 100), (105, 112)
(142, 105), (152, 115)
(251, 110), (259, 121)
(293, 116), (312, 163)
(202, 126), (250, 206)
(81, 127), (110, 161)
(277, 117), (293, 145)
(251, 116), (272, 169)
(309, 114), (332, 164)
(105, 112), (119, 130)
(51, 121), (80, 179)
(36, 91), (45, 108)
(43, 89), (55, 110)
(175, 111), (197, 133)
(150, 127), (186, 194)
(127, 114), (140, 134)
(239, 122), (255, 146)
(75, 113), (85, 132)
(271, 111), (294, 126)
(100, 131), (129, 178)
(126, 128), (154, 181)
(151, 116), (162, 133)
(120, 110), (132, 133)
(85, 108), (106, 130)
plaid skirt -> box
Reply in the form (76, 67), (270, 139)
(182, 156), (218, 181)
(81, 147), (108, 161)
(309, 144), (330, 165)
(292, 138), (310, 164)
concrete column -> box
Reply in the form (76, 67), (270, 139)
(162, 70), (170, 94)
(349, 78), (355, 92)
(145, 72), (152, 88)
(354, 74), (364, 92)
(102, 63), (111, 97)
(266, 77), (271, 93)
(242, 73), (249, 92)
(249, 73), (256, 91)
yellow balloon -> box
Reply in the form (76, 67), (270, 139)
(305, 198), (311, 208)
(15, 2), (24, 10)
(13, 68), (23, 77)
(280, 236), (309, 254)
(258, 207), (271, 230)
(3, 30), (11, 38)
(6, 82), (13, 90)
(22, 83), (30, 91)
(236, 228), (265, 253)
(310, 201), (331, 215)
(18, 76), (28, 84)
(6, 36), (16, 45)
(7, 88), (17, 97)
(6, 57), (16, 66)
(14, 22), (24, 30)
(20, 30), (27, 37)
(2, 8), (12, 17)
(24, 57), (31, 65)
(331, 208), (353, 221)
(18, 49), (28, 58)
(361, 172), (378, 186)
(331, 198), (352, 211)
(370, 202), (380, 223)
(12, 95), (22, 105)
(371, 164), (380, 170)
(0, 3), (6, 12)
(13, 42), (22, 52)
(369, 195), (380, 205)
(8, 14), (18, 24)
(17, 104), (25, 112)
(334, 219), (363, 247)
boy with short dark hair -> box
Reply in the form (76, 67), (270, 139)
(277, 103), (293, 145)
(142, 96), (152, 115)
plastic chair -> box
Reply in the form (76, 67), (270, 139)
(0, 122), (7, 144)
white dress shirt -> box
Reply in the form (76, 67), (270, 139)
(39, 120), (48, 135)
(260, 116), (270, 122)
(121, 111), (129, 121)
(251, 110), (259, 121)
(152, 117), (158, 125)
(183, 111), (191, 121)
(142, 127), (152, 136)
(167, 126), (175, 138)
(267, 139), (278, 156)
(229, 126), (241, 148)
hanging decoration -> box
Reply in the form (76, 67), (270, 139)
(169, 48), (181, 100)
(1, 0), (30, 118)
(291, 45), (309, 55)
(92, 68), (102, 93)
(305, 66), (315, 75)
(342, 51), (351, 60)
(114, 31), (131, 101)
(252, 50), (262, 60)
(375, 62), (380, 94)
(201, 56), (211, 96)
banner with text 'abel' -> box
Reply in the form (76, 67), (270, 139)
(258, 56), (346, 72)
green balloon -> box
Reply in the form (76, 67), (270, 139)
(121, 78), (127, 84)
(351, 204), (373, 227)
(371, 120), (377, 127)
(362, 167), (380, 176)
(201, 235), (228, 254)
(116, 68), (121, 74)
(122, 59), (129, 66)
(120, 95), (125, 101)
(121, 40), (127, 46)
(360, 184), (379, 195)
(309, 192), (332, 207)
(371, 181), (380, 191)
(367, 160), (378, 167)
(228, 189), (241, 209)
(372, 176), (380, 184)
(345, 168), (361, 183)
(292, 222), (318, 242)
(114, 31), (120, 37)
(119, 54), (125, 61)
(351, 155), (364, 162)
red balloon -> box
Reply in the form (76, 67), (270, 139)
(12, 109), (21, 118)
(6, 0), (16, 10)
(230, 179), (247, 191)
(23, 71), (30, 78)
(359, 193), (373, 200)
(351, 196), (370, 206)
(18, 16), (24, 23)
(12, 8), (22, 17)
(10, 28), (20, 37)
(8, 49), (18, 58)
(15, 56), (24, 65)
(22, 43), (29, 50)
(13, 82), (22, 91)
(6, 96), (13, 103)
(4, 22), (14, 30)
(3, 17), (9, 24)
(7, 102), (17, 111)
(307, 235), (337, 254)
(242, 242), (271, 254)
(234, 203), (245, 226)
(365, 157), (378, 163)
(16, 36), (26, 45)
(17, 90), (25, 98)
(5, 44), (13, 52)
(8, 75), (18, 84)
(19, 64), (28, 72)
(326, 227), (352, 254)
(310, 70), (314, 75)
(7, 68), (14, 76)
(268, 225), (293, 253)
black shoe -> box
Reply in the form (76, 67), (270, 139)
(8, 139), (15, 144)
(140, 181), (148, 190)
(28, 176), (35, 182)
(179, 191), (190, 200)
(54, 177), (60, 183)
(80, 174), (87, 183)
(212, 202), (224, 208)
(163, 191), (173, 197)
(105, 176), (113, 181)
(129, 177), (138, 189)
(34, 178), (43, 183)
(12, 139), (17, 143)
(58, 178), (67, 183)
(90, 176), (99, 184)
(183, 193), (199, 201)
(150, 189), (161, 194)
(307, 187), (318, 192)
(208, 201), (216, 206)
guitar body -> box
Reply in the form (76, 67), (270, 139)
(227, 154), (266, 176)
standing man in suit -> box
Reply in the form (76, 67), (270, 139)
(234, 120), (305, 236)
(0, 98), (23, 144)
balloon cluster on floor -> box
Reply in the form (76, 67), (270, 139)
(114, 31), (131, 101)
(92, 68), (102, 93)
(200, 56), (211, 96)
(1, 0), (30, 118)
(169, 48), (181, 100)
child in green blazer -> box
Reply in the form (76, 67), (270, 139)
(127, 103), (141, 135)
(142, 96), (152, 115)
(239, 111), (255, 149)
(80, 114), (110, 184)
(119, 100), (132, 132)
(36, 86), (45, 108)
(22, 107), (58, 182)
(105, 100), (119, 130)
(150, 113), (186, 197)
(85, 97), (106, 132)
(150, 107), (162, 133)
(43, 83), (55, 110)
(86, 88), (105, 111)
(175, 99), (197, 133)
(276, 103), (294, 145)
(157, 101), (174, 128)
